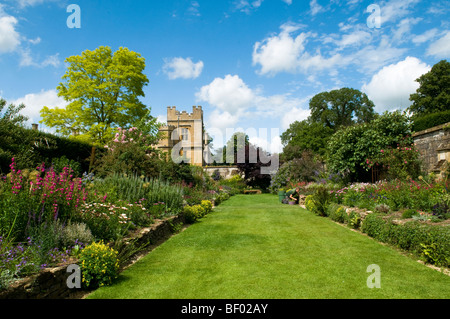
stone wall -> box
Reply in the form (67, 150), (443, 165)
(0, 215), (185, 299)
(413, 122), (450, 174)
(203, 166), (241, 180)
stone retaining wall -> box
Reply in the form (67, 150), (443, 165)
(413, 122), (450, 174)
(0, 214), (185, 299)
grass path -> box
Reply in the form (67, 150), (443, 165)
(87, 194), (450, 299)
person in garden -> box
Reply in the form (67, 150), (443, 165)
(285, 187), (300, 204)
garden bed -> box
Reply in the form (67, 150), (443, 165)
(0, 214), (185, 299)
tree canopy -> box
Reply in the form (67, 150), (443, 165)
(40, 46), (150, 146)
(280, 120), (334, 160)
(408, 59), (450, 117)
(309, 87), (376, 130)
(326, 111), (416, 182)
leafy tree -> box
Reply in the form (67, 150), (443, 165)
(40, 46), (150, 146)
(409, 59), (450, 117)
(326, 111), (415, 182)
(309, 87), (376, 130)
(281, 120), (334, 160)
(0, 98), (28, 127)
(236, 143), (273, 190)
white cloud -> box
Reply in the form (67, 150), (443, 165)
(14, 0), (60, 8)
(281, 107), (310, 130)
(235, 0), (264, 14)
(379, 0), (420, 25)
(282, 0), (292, 4)
(10, 89), (68, 125)
(198, 74), (310, 143)
(362, 57), (431, 113)
(249, 135), (283, 154)
(206, 109), (240, 134)
(187, 1), (201, 17)
(412, 28), (438, 44)
(309, 0), (325, 16)
(392, 17), (422, 43)
(196, 74), (255, 113)
(163, 57), (204, 80)
(252, 23), (309, 75)
(0, 15), (21, 53)
(19, 48), (60, 68)
(426, 30), (450, 58)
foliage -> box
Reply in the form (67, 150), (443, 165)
(40, 46), (150, 145)
(0, 159), (89, 242)
(51, 156), (82, 177)
(236, 144), (273, 190)
(269, 151), (323, 193)
(366, 140), (422, 181)
(219, 174), (246, 194)
(327, 203), (348, 224)
(92, 173), (184, 213)
(409, 59), (450, 117)
(94, 126), (162, 178)
(79, 241), (120, 288)
(0, 121), (94, 175)
(412, 110), (450, 132)
(0, 98), (28, 128)
(304, 188), (331, 217)
(309, 87), (376, 130)
(327, 110), (415, 182)
(361, 214), (450, 267)
(281, 120), (334, 159)
(61, 222), (94, 248)
(183, 200), (213, 224)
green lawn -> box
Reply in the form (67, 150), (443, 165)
(87, 194), (450, 299)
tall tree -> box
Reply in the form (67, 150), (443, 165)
(409, 59), (450, 117)
(281, 120), (334, 161)
(309, 87), (376, 130)
(40, 46), (150, 146)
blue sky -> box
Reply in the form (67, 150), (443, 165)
(0, 0), (449, 152)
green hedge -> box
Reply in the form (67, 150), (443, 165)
(0, 125), (99, 174)
(361, 213), (450, 267)
(413, 110), (450, 132)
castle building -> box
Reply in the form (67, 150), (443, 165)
(157, 106), (210, 166)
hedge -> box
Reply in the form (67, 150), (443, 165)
(413, 110), (450, 132)
(0, 125), (100, 174)
(361, 213), (450, 267)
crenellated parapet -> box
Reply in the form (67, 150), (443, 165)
(167, 106), (203, 122)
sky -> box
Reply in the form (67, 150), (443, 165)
(0, 0), (449, 153)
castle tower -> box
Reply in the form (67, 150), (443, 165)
(157, 106), (206, 166)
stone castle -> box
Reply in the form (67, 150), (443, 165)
(157, 106), (210, 166)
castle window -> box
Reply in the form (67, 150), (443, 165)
(181, 128), (189, 141)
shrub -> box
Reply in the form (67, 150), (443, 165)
(327, 203), (348, 224)
(401, 208), (417, 219)
(413, 110), (450, 132)
(183, 200), (213, 224)
(183, 205), (204, 224)
(311, 186), (331, 217)
(361, 213), (450, 267)
(79, 241), (119, 288)
(348, 211), (361, 229)
(304, 195), (316, 213)
(61, 222), (94, 248)
(201, 200), (213, 214)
